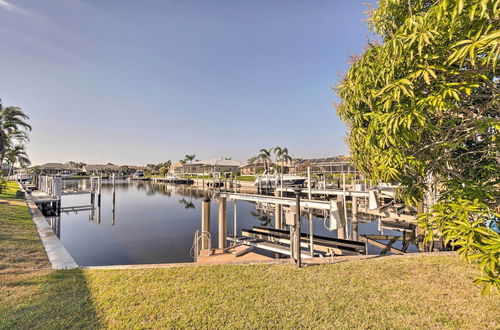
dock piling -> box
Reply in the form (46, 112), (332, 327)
(218, 197), (227, 249)
(275, 203), (282, 230)
(97, 177), (102, 207)
(293, 186), (302, 268)
(201, 198), (211, 251)
(233, 200), (237, 243)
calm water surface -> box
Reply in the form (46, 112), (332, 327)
(45, 179), (408, 266)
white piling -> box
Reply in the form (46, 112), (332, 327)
(307, 167), (312, 200)
(201, 199), (211, 250)
(342, 173), (349, 239)
(233, 200), (237, 243)
(218, 197), (227, 249)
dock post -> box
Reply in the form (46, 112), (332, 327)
(275, 203), (282, 230)
(233, 200), (237, 242)
(201, 198), (211, 251)
(352, 196), (358, 217)
(97, 177), (102, 207)
(342, 174), (349, 239)
(54, 175), (62, 214)
(273, 190), (282, 230)
(309, 213), (314, 257)
(218, 197), (227, 249)
(112, 174), (116, 225)
(352, 196), (359, 240)
(307, 167), (312, 200)
(294, 186), (302, 268)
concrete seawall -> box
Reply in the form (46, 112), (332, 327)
(20, 183), (79, 269)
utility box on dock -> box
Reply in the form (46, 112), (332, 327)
(329, 200), (346, 229)
(354, 183), (365, 191)
(285, 206), (297, 226)
(368, 190), (380, 210)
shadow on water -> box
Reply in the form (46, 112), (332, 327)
(5, 269), (102, 329)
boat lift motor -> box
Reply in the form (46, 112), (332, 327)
(326, 200), (346, 231)
(368, 190), (380, 210)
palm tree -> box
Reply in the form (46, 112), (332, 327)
(258, 148), (273, 172)
(5, 144), (30, 177)
(277, 147), (292, 172)
(247, 156), (258, 164)
(0, 101), (31, 166)
(163, 160), (172, 171)
(185, 154), (196, 175)
(159, 160), (172, 176)
(274, 146), (283, 170)
(274, 147), (292, 195)
(179, 159), (186, 176)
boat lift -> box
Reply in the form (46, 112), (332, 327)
(196, 187), (363, 267)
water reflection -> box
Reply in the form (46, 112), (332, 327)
(250, 209), (273, 227)
(46, 179), (414, 266)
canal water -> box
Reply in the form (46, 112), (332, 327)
(45, 179), (409, 266)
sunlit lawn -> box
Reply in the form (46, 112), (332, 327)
(1, 181), (499, 329)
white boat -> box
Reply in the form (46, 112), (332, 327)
(254, 171), (306, 188)
(131, 171), (145, 179)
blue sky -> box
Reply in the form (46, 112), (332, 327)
(0, 0), (374, 165)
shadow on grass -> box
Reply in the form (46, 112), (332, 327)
(3, 269), (102, 329)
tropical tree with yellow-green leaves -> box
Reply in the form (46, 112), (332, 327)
(337, 0), (499, 293)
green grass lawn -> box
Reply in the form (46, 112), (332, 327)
(0, 180), (19, 199)
(1, 181), (499, 329)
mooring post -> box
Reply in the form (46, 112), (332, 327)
(342, 173), (349, 239)
(233, 200), (237, 242)
(307, 167), (312, 200)
(308, 213), (314, 257)
(112, 174), (116, 225)
(352, 196), (358, 218)
(96, 177), (102, 207)
(55, 175), (62, 214)
(275, 203), (282, 230)
(287, 208), (295, 262)
(294, 186), (302, 268)
(273, 190), (282, 230)
(97, 202), (101, 224)
(352, 196), (359, 240)
(201, 198), (211, 251)
(218, 197), (227, 249)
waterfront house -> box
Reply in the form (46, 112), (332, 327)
(37, 163), (72, 175)
(173, 158), (242, 175)
(83, 164), (121, 175)
(169, 162), (184, 174)
(293, 156), (357, 175)
(239, 162), (265, 175)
